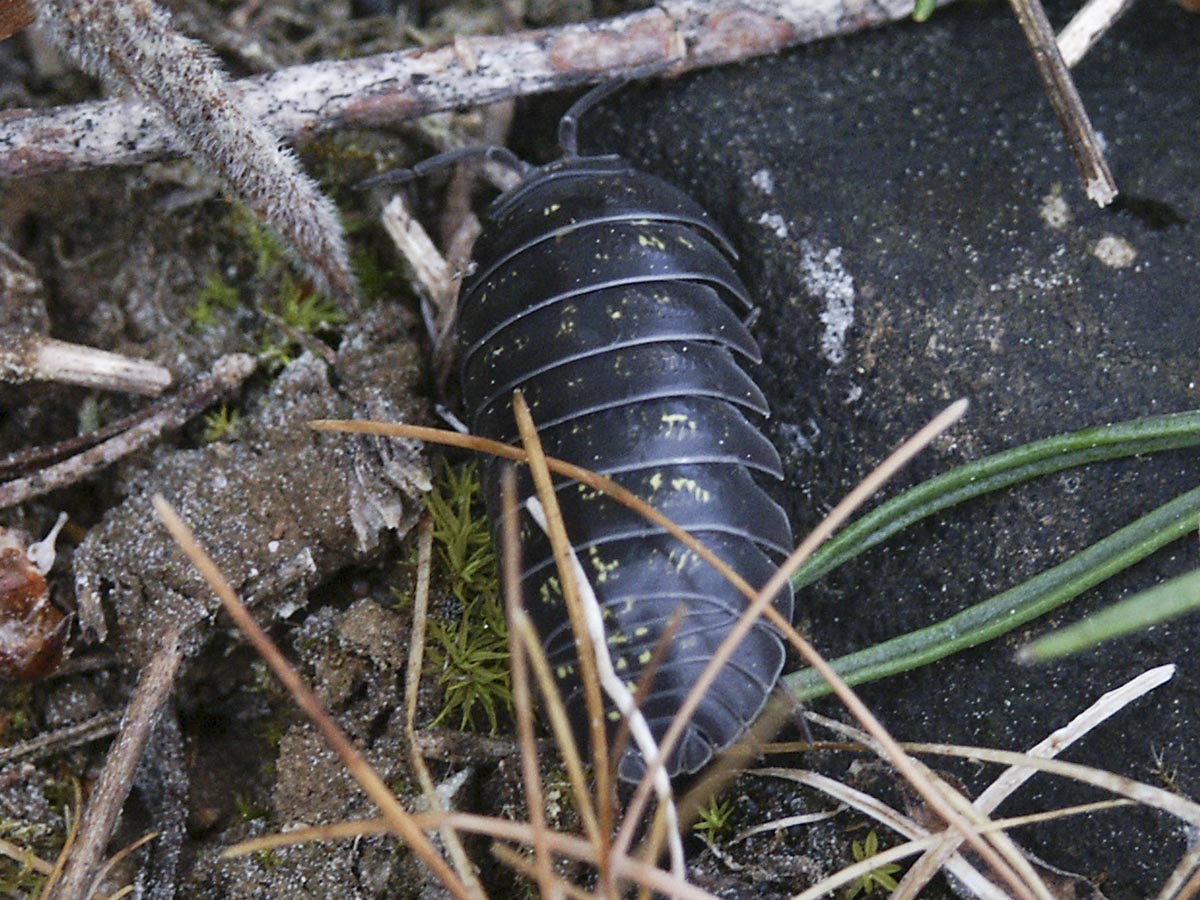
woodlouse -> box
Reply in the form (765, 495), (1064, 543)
(416, 82), (795, 781)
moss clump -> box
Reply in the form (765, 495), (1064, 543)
(423, 460), (512, 734)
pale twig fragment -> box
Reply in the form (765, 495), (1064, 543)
(379, 193), (479, 390)
(46, 627), (183, 900)
(0, 329), (172, 395)
(29, 0), (358, 306)
(1057, 0), (1138, 67)
(0, 352), (255, 508)
(891, 664), (1174, 898)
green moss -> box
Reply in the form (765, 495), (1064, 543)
(422, 460), (512, 734)
(254, 848), (284, 871)
(0, 686), (36, 745)
(693, 794), (736, 841)
(202, 403), (241, 442)
(188, 272), (243, 329)
(844, 830), (902, 898)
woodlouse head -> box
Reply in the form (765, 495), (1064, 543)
(0, 513), (70, 681)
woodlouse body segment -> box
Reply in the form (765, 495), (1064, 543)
(459, 150), (794, 782)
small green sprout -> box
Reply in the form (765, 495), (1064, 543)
(253, 848), (283, 871)
(234, 795), (268, 823)
(276, 275), (347, 334)
(257, 276), (348, 369)
(844, 830), (902, 899)
(202, 404), (241, 442)
(188, 273), (242, 328)
(230, 203), (286, 278)
(692, 795), (736, 841)
(423, 461), (512, 733)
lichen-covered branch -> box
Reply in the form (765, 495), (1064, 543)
(0, 0), (934, 179)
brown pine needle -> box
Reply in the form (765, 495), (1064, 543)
(405, 516), (486, 900)
(501, 468), (559, 900)
(150, 495), (474, 900)
(310, 419), (757, 599)
(511, 611), (602, 848)
(39, 779), (82, 900)
(511, 391), (615, 882)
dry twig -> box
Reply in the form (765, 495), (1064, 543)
(1007, 0), (1118, 204)
(0, 352), (255, 508)
(47, 628), (182, 900)
(0, 0), (940, 179)
(0, 710), (122, 767)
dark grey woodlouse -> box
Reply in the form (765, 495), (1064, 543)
(451, 85), (795, 783)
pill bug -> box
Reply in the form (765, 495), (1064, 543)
(411, 82), (794, 782)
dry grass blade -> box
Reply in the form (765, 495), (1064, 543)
(894, 663), (1175, 898)
(897, 742), (1200, 826)
(761, 769), (1010, 900)
(612, 399), (1045, 900)
(405, 516), (486, 900)
(223, 820), (392, 857)
(786, 797), (1131, 900)
(510, 610), (603, 848)
(500, 468), (559, 900)
(511, 391), (615, 881)
(39, 780), (82, 900)
(150, 495), (474, 900)
(1157, 841), (1200, 900)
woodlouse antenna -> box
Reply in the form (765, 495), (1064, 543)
(557, 60), (681, 159)
(357, 145), (531, 190)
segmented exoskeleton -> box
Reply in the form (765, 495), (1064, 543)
(452, 82), (795, 782)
